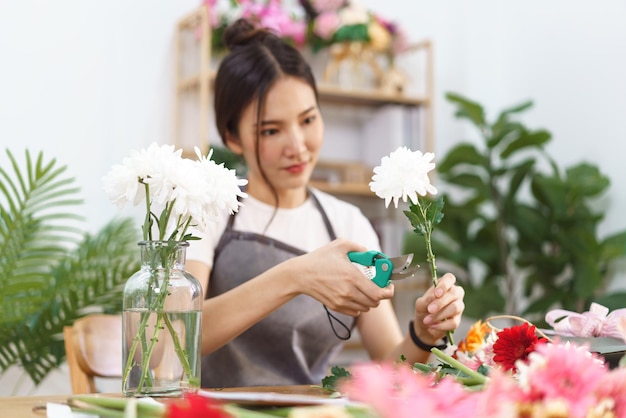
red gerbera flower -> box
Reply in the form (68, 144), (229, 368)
(492, 322), (545, 372)
(167, 394), (232, 418)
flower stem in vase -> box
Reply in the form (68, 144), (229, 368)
(122, 241), (201, 396)
(103, 143), (247, 397)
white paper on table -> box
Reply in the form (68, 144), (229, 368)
(46, 402), (93, 418)
(199, 389), (353, 406)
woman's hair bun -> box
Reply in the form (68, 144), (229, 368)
(223, 18), (274, 50)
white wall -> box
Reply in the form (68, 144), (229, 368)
(1, 0), (626, 394)
(0, 0), (199, 233)
(3, 0), (624, 236)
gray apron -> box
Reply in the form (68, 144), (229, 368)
(201, 192), (356, 388)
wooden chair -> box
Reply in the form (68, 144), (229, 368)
(63, 314), (123, 394)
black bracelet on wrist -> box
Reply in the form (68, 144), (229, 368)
(409, 320), (448, 352)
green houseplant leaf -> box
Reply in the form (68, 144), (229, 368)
(0, 149), (139, 390)
(405, 93), (626, 323)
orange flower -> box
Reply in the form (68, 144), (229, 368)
(457, 320), (491, 354)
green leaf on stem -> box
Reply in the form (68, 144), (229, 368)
(320, 365), (351, 392)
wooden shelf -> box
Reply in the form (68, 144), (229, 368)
(316, 83), (428, 107)
(178, 73), (428, 107)
(173, 5), (434, 199)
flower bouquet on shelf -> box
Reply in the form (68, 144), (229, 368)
(299, 0), (410, 89)
(299, 0), (409, 58)
(204, 0), (307, 55)
(102, 143), (247, 396)
(368, 146), (453, 345)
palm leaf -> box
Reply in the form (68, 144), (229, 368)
(0, 218), (139, 385)
(0, 149), (140, 387)
(0, 149), (83, 323)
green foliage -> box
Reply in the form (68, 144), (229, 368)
(0, 149), (140, 388)
(404, 196), (445, 238)
(320, 365), (351, 392)
(404, 93), (626, 323)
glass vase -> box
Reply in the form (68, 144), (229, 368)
(122, 241), (202, 397)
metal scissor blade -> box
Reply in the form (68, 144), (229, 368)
(388, 253), (420, 281)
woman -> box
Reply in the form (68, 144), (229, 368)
(186, 18), (465, 388)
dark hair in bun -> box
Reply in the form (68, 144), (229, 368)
(213, 18), (318, 145)
(222, 18), (273, 51)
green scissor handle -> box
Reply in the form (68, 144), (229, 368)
(348, 251), (393, 288)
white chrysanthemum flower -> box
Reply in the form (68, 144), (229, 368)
(369, 146), (437, 208)
(169, 148), (248, 231)
(102, 143), (182, 209)
(103, 143), (247, 241)
(102, 162), (144, 209)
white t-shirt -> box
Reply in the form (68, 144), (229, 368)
(186, 188), (381, 267)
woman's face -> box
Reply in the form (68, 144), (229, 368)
(230, 76), (324, 200)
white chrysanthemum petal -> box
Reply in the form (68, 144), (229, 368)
(369, 146), (437, 207)
(103, 142), (247, 241)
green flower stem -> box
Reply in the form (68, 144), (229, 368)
(69, 395), (165, 418)
(122, 247), (194, 393)
(142, 182), (152, 241)
(431, 347), (488, 386)
(414, 201), (454, 345)
(224, 404), (287, 417)
(163, 314), (199, 387)
(136, 311), (166, 391)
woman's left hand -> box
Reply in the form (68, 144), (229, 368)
(413, 272), (465, 344)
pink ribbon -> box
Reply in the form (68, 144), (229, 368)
(545, 302), (626, 339)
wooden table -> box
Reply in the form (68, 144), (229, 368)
(0, 385), (331, 417)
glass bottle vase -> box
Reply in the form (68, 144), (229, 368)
(122, 241), (202, 397)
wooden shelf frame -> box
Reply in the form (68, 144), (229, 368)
(178, 72), (430, 107)
(172, 5), (435, 196)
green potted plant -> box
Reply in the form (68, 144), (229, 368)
(404, 93), (626, 323)
(0, 149), (140, 393)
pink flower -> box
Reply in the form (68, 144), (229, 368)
(596, 367), (626, 418)
(424, 377), (479, 418)
(476, 369), (523, 417)
(341, 363), (435, 418)
(281, 20), (307, 46)
(341, 362), (479, 418)
(203, 0), (220, 30)
(234, 2), (306, 47)
(391, 26), (410, 55)
(310, 0), (345, 13)
(313, 11), (341, 39)
(517, 342), (607, 418)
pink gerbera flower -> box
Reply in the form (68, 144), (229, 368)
(475, 369), (524, 417)
(341, 363), (435, 418)
(517, 342), (608, 418)
(595, 367), (626, 418)
(341, 362), (481, 418)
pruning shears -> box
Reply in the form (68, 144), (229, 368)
(348, 251), (420, 288)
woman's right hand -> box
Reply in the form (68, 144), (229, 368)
(291, 238), (394, 317)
